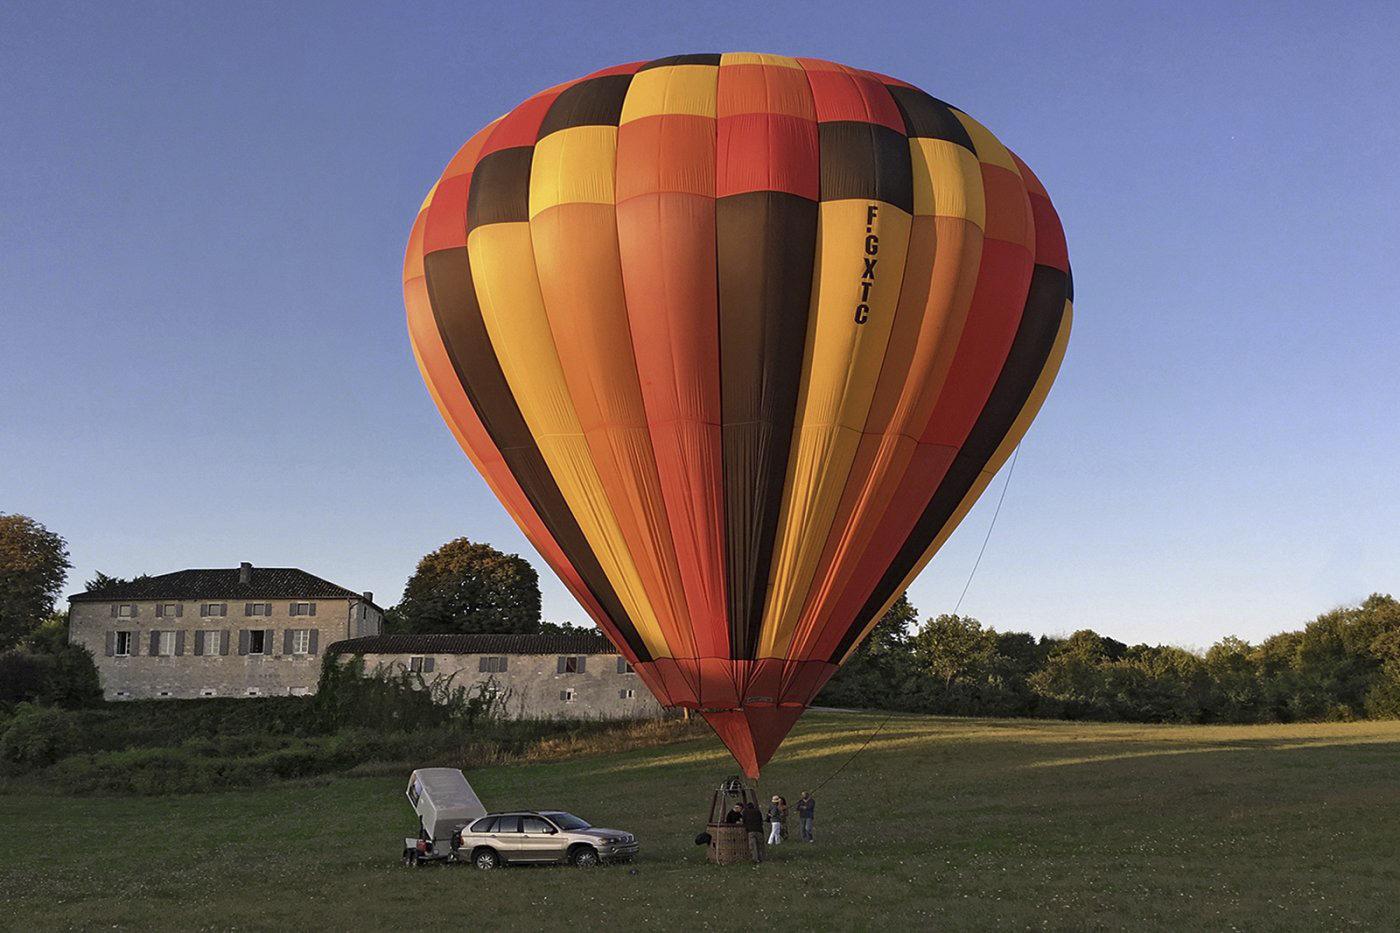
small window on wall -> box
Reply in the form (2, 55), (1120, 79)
(245, 603), (271, 617)
(114, 631), (133, 657)
(560, 688), (576, 702)
(290, 602), (317, 617)
(617, 657), (635, 674)
(409, 656), (436, 673)
(558, 656), (585, 674)
(200, 603), (228, 618)
(289, 686), (310, 697)
(157, 690), (173, 698)
(199, 688), (217, 697)
(479, 656), (507, 673)
(117, 604), (134, 618)
(155, 603), (182, 618)
(114, 690), (130, 699)
(245, 687), (262, 697)
(619, 688), (636, 700)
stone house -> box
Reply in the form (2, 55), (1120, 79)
(326, 631), (665, 720)
(68, 562), (383, 700)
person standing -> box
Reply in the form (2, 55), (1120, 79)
(741, 800), (764, 862)
(796, 790), (816, 842)
(766, 796), (784, 845)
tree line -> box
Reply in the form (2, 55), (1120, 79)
(5, 512), (1398, 724)
(817, 593), (1400, 723)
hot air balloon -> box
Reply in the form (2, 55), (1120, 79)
(403, 53), (1072, 777)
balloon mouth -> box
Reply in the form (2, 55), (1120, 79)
(699, 707), (805, 779)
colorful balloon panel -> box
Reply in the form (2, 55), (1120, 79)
(404, 53), (1073, 776)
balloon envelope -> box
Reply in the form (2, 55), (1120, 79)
(404, 53), (1073, 776)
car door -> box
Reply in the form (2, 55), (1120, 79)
(489, 815), (524, 860)
(520, 816), (566, 862)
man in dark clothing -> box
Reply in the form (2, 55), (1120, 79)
(741, 801), (764, 862)
(796, 791), (816, 842)
(723, 804), (744, 824)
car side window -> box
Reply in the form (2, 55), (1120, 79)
(469, 816), (497, 833)
(521, 817), (552, 834)
(494, 815), (522, 833)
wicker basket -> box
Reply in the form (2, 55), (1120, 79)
(707, 822), (752, 864)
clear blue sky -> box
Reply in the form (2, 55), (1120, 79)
(3, 1), (1397, 648)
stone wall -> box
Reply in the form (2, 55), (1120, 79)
(357, 650), (665, 720)
(69, 597), (382, 700)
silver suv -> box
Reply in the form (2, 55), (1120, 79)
(457, 811), (638, 869)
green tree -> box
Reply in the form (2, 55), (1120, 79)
(816, 594), (920, 709)
(0, 515), (71, 651)
(389, 538), (541, 635)
(913, 613), (997, 688)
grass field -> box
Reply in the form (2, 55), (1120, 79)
(2, 711), (1397, 931)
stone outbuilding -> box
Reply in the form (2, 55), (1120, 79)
(68, 562), (383, 700)
(326, 631), (665, 720)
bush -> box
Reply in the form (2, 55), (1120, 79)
(0, 704), (87, 770)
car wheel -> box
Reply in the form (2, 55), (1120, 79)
(571, 845), (600, 868)
(474, 848), (500, 870)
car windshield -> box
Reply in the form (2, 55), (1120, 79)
(543, 812), (590, 831)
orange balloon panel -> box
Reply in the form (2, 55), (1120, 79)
(404, 53), (1073, 777)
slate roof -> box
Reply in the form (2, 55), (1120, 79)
(326, 632), (618, 656)
(69, 567), (382, 611)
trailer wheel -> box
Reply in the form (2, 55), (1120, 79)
(473, 847), (500, 870)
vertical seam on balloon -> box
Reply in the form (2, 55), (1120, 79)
(780, 74), (920, 695)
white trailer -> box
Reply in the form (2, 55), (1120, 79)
(403, 768), (487, 865)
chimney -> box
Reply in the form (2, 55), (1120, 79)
(362, 591), (373, 604)
(239, 562), (252, 584)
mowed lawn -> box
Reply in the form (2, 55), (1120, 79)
(2, 712), (1398, 931)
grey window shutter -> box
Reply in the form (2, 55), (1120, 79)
(308, 630), (318, 655)
(200, 604), (207, 617)
(617, 657), (625, 674)
(129, 632), (139, 656)
(156, 603), (164, 618)
(308, 602), (316, 617)
(424, 657), (435, 673)
(578, 656), (586, 673)
(265, 629), (275, 653)
(245, 603), (254, 616)
(264, 603), (272, 616)
(289, 603), (299, 617)
(110, 604), (117, 618)
(220, 630), (230, 656)
(193, 632), (204, 656)
(131, 604), (139, 618)
(558, 656), (567, 674)
(284, 629), (294, 654)
(105, 632), (115, 656)
(238, 630), (249, 655)
(176, 603), (183, 617)
(175, 631), (185, 656)
(560, 690), (568, 701)
(150, 631), (160, 655)
(479, 657), (487, 673)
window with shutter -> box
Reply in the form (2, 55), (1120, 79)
(423, 657), (435, 673)
(617, 657), (634, 674)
